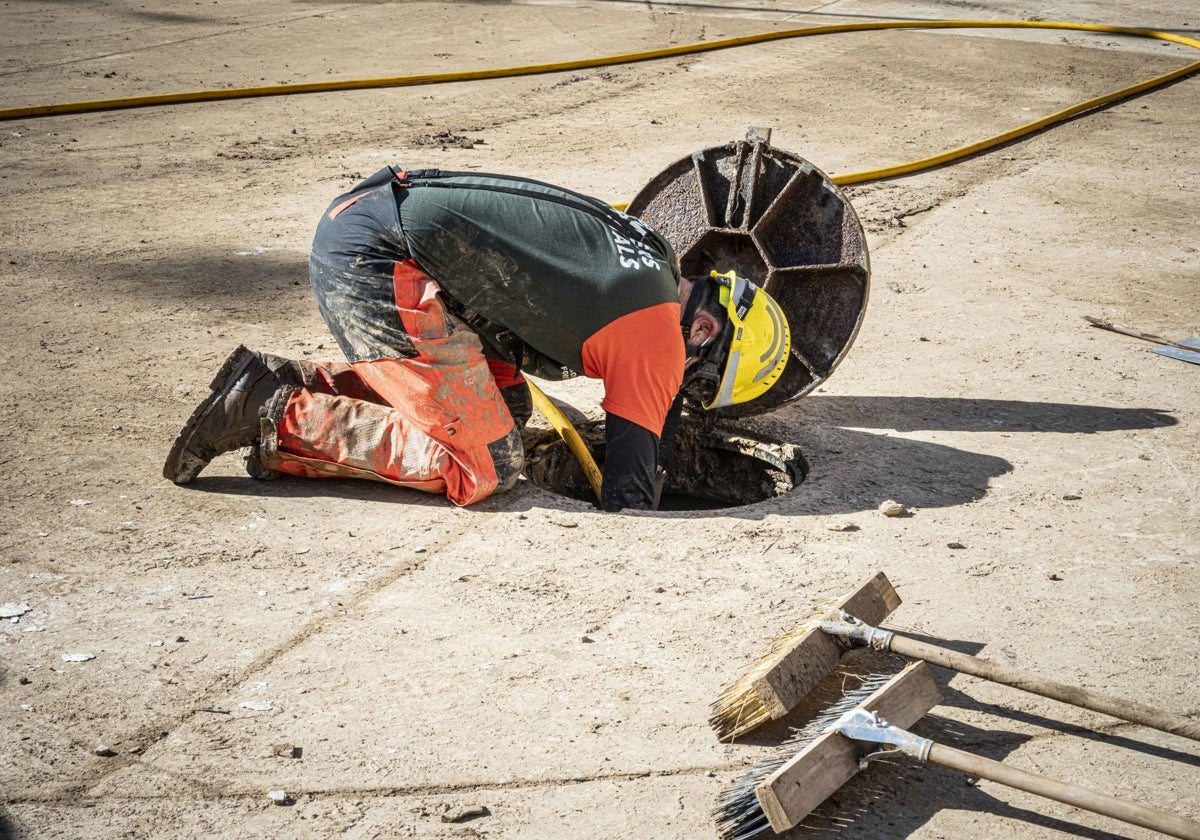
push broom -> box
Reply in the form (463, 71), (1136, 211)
(716, 661), (1200, 839)
(710, 571), (1200, 743)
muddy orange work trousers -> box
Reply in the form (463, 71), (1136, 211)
(261, 258), (523, 507)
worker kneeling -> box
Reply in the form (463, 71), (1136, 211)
(163, 166), (790, 511)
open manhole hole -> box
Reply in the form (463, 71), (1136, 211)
(523, 417), (807, 511)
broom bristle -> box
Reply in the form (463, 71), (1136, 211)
(713, 671), (896, 840)
(709, 601), (844, 741)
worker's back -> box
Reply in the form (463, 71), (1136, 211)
(395, 169), (680, 374)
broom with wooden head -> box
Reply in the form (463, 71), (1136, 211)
(717, 662), (1200, 840)
(710, 572), (1200, 744)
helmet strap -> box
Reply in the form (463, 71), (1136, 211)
(732, 280), (756, 320)
(680, 280), (734, 406)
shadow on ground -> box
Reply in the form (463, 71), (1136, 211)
(717, 651), (1132, 840)
(780, 395), (1176, 434)
(789, 713), (1138, 840)
(90, 250), (310, 305)
(721, 651), (1143, 840)
(0, 807), (27, 840)
(181, 394), (1174, 520)
(722, 394), (1176, 520)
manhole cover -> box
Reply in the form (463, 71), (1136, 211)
(626, 139), (870, 418)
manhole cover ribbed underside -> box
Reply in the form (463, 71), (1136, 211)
(626, 140), (870, 418)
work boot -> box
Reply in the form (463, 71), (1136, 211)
(241, 443), (279, 480)
(163, 346), (296, 484)
(253, 384), (299, 477)
(241, 383), (301, 481)
(240, 355), (311, 480)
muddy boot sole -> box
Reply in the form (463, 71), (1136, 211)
(162, 347), (257, 484)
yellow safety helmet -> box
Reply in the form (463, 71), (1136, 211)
(681, 270), (791, 409)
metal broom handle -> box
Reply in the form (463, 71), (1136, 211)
(822, 614), (1200, 742)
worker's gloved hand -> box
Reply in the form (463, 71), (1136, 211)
(499, 382), (532, 429)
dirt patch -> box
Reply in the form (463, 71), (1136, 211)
(411, 130), (486, 149)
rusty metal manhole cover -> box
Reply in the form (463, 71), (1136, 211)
(627, 139), (870, 418)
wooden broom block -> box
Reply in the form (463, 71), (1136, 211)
(756, 661), (943, 832)
(753, 571), (903, 720)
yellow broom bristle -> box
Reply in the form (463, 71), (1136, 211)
(708, 602), (841, 741)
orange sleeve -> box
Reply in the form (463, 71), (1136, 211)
(580, 302), (685, 436)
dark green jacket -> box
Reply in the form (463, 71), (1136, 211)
(396, 169), (681, 377)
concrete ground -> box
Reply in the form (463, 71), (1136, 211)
(1, 0), (1197, 838)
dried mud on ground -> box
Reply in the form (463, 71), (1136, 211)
(1, 1), (1198, 838)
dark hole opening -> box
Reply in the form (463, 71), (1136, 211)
(522, 419), (807, 510)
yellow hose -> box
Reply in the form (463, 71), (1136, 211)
(828, 22), (1200, 185)
(526, 379), (604, 505)
(3, 20), (1198, 192)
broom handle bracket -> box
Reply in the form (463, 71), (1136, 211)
(820, 612), (896, 651)
(834, 708), (933, 768)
